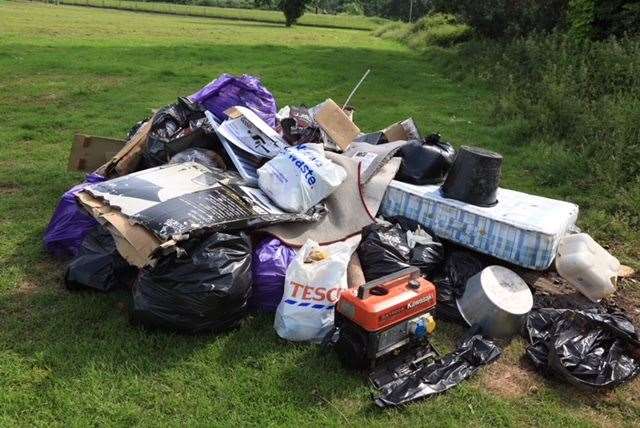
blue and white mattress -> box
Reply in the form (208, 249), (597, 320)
(380, 181), (579, 270)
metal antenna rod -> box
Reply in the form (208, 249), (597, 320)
(343, 69), (371, 109)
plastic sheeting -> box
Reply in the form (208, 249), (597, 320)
(373, 335), (501, 407)
(190, 74), (278, 128)
(524, 308), (640, 389)
(43, 173), (105, 259)
(131, 232), (252, 334)
(357, 218), (444, 282)
(169, 148), (226, 171)
(65, 227), (138, 292)
(141, 98), (217, 169)
(249, 237), (296, 312)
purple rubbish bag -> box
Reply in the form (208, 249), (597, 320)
(249, 237), (296, 312)
(43, 173), (105, 259)
(190, 74), (278, 128)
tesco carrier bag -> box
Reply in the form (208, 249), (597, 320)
(274, 239), (354, 343)
(257, 144), (347, 213)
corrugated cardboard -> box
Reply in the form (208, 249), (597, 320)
(312, 99), (360, 151)
(98, 117), (154, 177)
(76, 191), (163, 267)
(382, 118), (421, 142)
(68, 134), (125, 172)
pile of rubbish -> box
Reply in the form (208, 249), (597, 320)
(44, 73), (638, 407)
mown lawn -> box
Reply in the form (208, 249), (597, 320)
(0, 1), (639, 426)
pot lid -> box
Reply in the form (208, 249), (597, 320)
(480, 265), (533, 315)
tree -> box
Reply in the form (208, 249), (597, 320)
(280, 0), (309, 26)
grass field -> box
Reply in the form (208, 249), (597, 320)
(32, 0), (382, 30)
(1, 1), (639, 426)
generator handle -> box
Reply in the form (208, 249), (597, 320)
(357, 267), (421, 299)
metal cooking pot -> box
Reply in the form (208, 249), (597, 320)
(456, 265), (532, 338)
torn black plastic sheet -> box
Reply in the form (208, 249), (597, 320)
(373, 335), (501, 407)
(524, 308), (640, 389)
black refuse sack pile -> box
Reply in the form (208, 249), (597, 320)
(141, 97), (219, 170)
(395, 133), (456, 185)
(42, 72), (640, 409)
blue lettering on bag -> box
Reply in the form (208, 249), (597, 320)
(287, 147), (317, 186)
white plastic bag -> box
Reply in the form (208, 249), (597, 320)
(274, 239), (354, 343)
(257, 144), (347, 213)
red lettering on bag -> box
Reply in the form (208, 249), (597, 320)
(327, 288), (341, 303)
(302, 286), (313, 300)
(291, 283), (342, 303)
(291, 282), (304, 298)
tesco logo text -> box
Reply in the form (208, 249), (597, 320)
(291, 283), (342, 303)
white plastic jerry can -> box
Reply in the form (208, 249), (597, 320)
(555, 233), (620, 302)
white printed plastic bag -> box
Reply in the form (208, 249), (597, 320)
(274, 239), (354, 343)
(257, 144), (347, 213)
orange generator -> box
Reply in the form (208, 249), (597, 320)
(334, 267), (437, 369)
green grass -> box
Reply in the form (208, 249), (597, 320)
(0, 1), (639, 425)
(36, 0), (382, 30)
(373, 14), (472, 49)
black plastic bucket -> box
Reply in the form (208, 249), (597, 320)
(441, 146), (502, 207)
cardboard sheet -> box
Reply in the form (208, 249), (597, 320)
(99, 117), (154, 177)
(311, 99), (360, 151)
(76, 191), (163, 267)
(68, 134), (125, 172)
(78, 162), (321, 264)
(382, 118), (421, 142)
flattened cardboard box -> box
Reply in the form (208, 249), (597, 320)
(68, 134), (125, 172)
(311, 99), (360, 151)
(382, 117), (421, 142)
(76, 191), (164, 267)
(77, 162), (319, 266)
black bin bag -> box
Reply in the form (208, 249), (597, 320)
(65, 226), (138, 292)
(141, 97), (219, 169)
(395, 134), (456, 185)
(357, 218), (444, 282)
(524, 308), (640, 389)
(131, 232), (252, 334)
(433, 251), (486, 322)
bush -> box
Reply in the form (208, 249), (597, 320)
(372, 21), (412, 40)
(568, 0), (595, 40)
(279, 0), (307, 26)
(373, 13), (472, 48)
(590, 0), (640, 39)
(340, 1), (363, 15)
(432, 0), (570, 38)
(406, 14), (472, 47)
